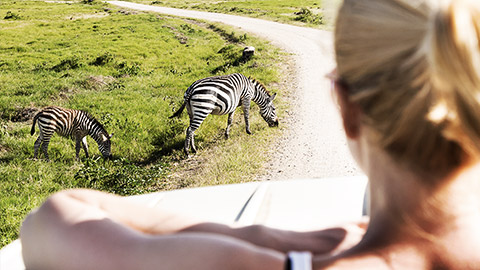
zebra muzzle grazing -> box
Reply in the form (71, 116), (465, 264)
(170, 73), (279, 157)
(31, 106), (113, 160)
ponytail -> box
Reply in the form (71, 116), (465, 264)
(429, 0), (480, 158)
(335, 0), (480, 179)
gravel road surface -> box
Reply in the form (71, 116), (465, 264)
(108, 1), (363, 180)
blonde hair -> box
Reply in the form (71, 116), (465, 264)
(335, 0), (480, 180)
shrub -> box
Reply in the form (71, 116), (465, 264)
(90, 52), (115, 66)
(4, 11), (20, 20)
(208, 24), (247, 43)
(51, 56), (83, 72)
(73, 157), (169, 195)
(294, 8), (323, 25)
(115, 61), (141, 77)
(180, 24), (195, 34)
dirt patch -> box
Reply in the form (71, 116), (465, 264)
(67, 13), (110, 20)
(118, 9), (138, 15)
(81, 75), (116, 90)
(0, 143), (10, 155)
(162, 25), (188, 44)
(11, 107), (39, 122)
(45, 1), (77, 3)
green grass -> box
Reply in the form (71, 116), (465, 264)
(0, 0), (290, 247)
(128, 0), (342, 28)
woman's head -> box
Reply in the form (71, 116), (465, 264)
(335, 0), (480, 180)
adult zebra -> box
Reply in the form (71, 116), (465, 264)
(31, 106), (113, 160)
(170, 73), (279, 156)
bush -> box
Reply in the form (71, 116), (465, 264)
(115, 61), (141, 77)
(51, 56), (83, 72)
(208, 24), (247, 43)
(294, 8), (323, 25)
(4, 11), (20, 20)
(74, 157), (168, 195)
(90, 52), (115, 66)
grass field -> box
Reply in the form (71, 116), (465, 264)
(127, 0), (340, 28)
(0, 0), (291, 247)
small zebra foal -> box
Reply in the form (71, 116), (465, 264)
(170, 73), (278, 156)
(31, 106), (113, 160)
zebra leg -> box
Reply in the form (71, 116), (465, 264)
(242, 101), (252, 134)
(41, 137), (51, 161)
(225, 111), (235, 139)
(191, 131), (197, 154)
(184, 106), (193, 156)
(75, 136), (82, 160)
(81, 137), (89, 158)
(38, 130), (53, 160)
(184, 106), (207, 156)
(75, 135), (89, 159)
(184, 126), (197, 156)
(33, 135), (43, 159)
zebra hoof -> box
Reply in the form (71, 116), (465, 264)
(184, 150), (195, 158)
(246, 129), (252, 135)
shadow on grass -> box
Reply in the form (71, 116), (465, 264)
(141, 136), (185, 165)
(143, 130), (220, 165)
(0, 155), (15, 164)
(210, 44), (254, 75)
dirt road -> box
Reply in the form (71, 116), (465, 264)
(108, 1), (362, 179)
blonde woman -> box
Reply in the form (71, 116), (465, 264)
(20, 0), (480, 269)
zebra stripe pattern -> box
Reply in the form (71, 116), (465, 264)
(31, 106), (112, 160)
(170, 73), (278, 156)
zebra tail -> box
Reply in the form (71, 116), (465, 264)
(169, 102), (186, 119)
(30, 112), (40, 135)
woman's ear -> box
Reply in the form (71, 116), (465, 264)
(336, 82), (361, 139)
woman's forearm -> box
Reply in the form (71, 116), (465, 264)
(20, 190), (285, 270)
(180, 222), (351, 255)
(23, 189), (365, 256)
(59, 189), (203, 234)
(64, 189), (356, 254)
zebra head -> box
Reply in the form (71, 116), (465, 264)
(98, 133), (113, 159)
(260, 93), (279, 127)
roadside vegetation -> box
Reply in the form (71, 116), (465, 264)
(0, 0), (288, 247)
(129, 0), (340, 28)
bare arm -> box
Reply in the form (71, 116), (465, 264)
(56, 189), (366, 254)
(20, 189), (285, 270)
(20, 189), (366, 269)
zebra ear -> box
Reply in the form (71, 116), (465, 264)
(269, 93), (277, 102)
(109, 133), (114, 139)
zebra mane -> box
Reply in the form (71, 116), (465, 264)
(83, 111), (108, 135)
(249, 77), (271, 96)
